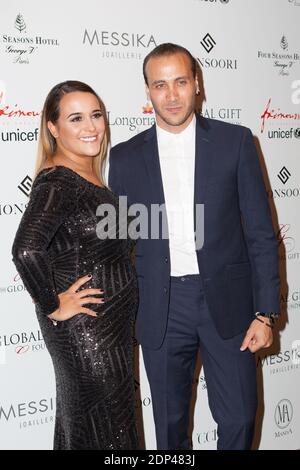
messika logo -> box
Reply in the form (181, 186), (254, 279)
(83, 30), (157, 48)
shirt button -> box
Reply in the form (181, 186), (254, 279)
(164, 257), (168, 263)
(164, 287), (168, 294)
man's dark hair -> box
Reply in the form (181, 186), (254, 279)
(143, 43), (197, 85)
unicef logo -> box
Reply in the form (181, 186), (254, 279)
(294, 128), (300, 139)
(274, 399), (293, 429)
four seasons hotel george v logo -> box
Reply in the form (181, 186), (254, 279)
(1, 13), (60, 64)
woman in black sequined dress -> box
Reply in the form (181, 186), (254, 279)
(12, 81), (138, 450)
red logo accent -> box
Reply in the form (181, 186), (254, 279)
(14, 273), (21, 282)
(0, 104), (40, 119)
(277, 224), (295, 253)
(15, 345), (30, 354)
(260, 98), (300, 133)
(142, 104), (153, 114)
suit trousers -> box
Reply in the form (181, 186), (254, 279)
(142, 274), (258, 450)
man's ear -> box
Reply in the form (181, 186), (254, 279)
(48, 121), (58, 139)
(145, 84), (150, 102)
(195, 77), (200, 95)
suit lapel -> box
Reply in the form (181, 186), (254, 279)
(142, 125), (166, 205)
(194, 114), (212, 205)
(141, 116), (212, 249)
(194, 115), (212, 252)
(142, 116), (212, 206)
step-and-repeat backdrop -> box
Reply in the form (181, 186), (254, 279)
(0, 0), (299, 450)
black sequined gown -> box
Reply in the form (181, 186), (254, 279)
(12, 166), (138, 450)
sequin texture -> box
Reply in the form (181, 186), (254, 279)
(12, 166), (138, 450)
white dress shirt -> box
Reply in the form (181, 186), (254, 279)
(156, 116), (199, 276)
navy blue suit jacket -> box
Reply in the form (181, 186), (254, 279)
(109, 114), (280, 349)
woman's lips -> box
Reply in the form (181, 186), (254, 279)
(79, 136), (98, 142)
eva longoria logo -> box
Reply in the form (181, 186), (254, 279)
(107, 110), (155, 132)
(1, 13), (60, 64)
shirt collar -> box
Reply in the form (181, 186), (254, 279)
(156, 114), (196, 143)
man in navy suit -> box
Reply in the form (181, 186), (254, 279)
(109, 43), (280, 450)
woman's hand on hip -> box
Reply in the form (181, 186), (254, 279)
(47, 274), (103, 322)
